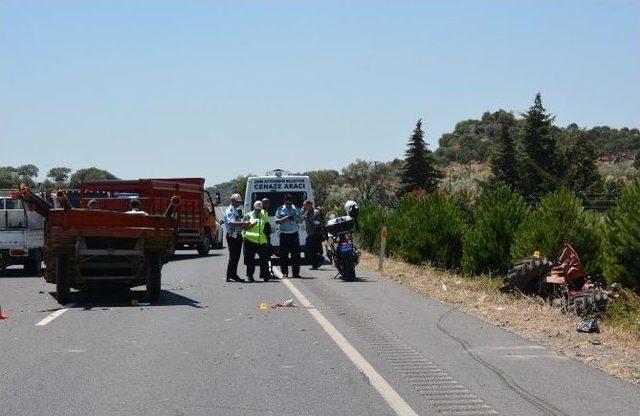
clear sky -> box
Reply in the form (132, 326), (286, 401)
(1, 0), (638, 184)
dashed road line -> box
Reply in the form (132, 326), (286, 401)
(35, 305), (74, 326)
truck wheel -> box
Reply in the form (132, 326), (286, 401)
(166, 238), (176, 259)
(147, 254), (162, 303)
(55, 256), (71, 305)
(197, 235), (211, 256)
(25, 250), (43, 276)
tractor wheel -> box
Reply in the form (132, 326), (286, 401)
(146, 254), (162, 303)
(197, 234), (211, 256)
(503, 256), (553, 294)
(55, 256), (71, 305)
(24, 250), (43, 276)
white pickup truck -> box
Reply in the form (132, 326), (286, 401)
(0, 191), (45, 275)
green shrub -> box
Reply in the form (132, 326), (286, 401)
(357, 204), (388, 251)
(386, 194), (465, 268)
(603, 289), (640, 338)
(602, 180), (640, 290)
(511, 189), (602, 273)
(462, 186), (529, 275)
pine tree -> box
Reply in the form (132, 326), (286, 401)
(489, 121), (518, 187)
(401, 119), (441, 194)
(518, 93), (559, 195)
(562, 131), (602, 193)
(603, 180), (640, 290)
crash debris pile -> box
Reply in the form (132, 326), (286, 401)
(502, 244), (616, 332)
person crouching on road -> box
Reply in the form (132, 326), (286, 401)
(302, 200), (324, 269)
(224, 193), (250, 282)
(243, 201), (270, 282)
(275, 194), (302, 278)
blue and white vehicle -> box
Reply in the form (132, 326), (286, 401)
(244, 169), (315, 262)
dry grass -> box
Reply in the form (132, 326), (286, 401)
(360, 252), (640, 385)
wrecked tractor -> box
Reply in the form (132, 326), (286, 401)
(503, 244), (608, 315)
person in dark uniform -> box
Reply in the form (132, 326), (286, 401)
(275, 194), (302, 278)
(302, 200), (324, 269)
(223, 193), (249, 282)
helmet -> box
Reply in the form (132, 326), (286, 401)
(344, 200), (359, 219)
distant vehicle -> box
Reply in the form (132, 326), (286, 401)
(0, 190), (45, 275)
(78, 178), (221, 256)
(244, 169), (315, 264)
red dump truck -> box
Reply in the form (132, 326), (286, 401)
(79, 178), (221, 256)
(15, 188), (179, 305)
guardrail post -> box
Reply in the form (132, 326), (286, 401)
(378, 226), (387, 272)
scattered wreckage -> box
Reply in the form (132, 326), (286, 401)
(502, 244), (612, 321)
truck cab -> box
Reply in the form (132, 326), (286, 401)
(244, 169), (315, 263)
(0, 191), (45, 274)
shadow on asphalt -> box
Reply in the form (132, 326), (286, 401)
(0, 267), (44, 278)
(167, 252), (223, 262)
(48, 289), (203, 309)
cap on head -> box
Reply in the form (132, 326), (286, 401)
(253, 200), (263, 210)
(230, 193), (243, 202)
(284, 194), (293, 203)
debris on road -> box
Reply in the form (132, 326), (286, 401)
(0, 305), (8, 320)
(269, 299), (297, 308)
(259, 302), (269, 311)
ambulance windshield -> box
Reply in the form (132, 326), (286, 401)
(250, 192), (308, 216)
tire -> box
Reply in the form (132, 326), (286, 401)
(166, 238), (176, 260)
(197, 234), (211, 256)
(24, 250), (43, 276)
(503, 257), (553, 294)
(146, 254), (162, 303)
(340, 254), (356, 281)
(55, 256), (71, 305)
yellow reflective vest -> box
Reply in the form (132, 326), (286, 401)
(243, 210), (268, 244)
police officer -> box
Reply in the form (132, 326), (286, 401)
(302, 200), (324, 269)
(224, 193), (249, 282)
(261, 197), (272, 247)
(275, 194), (302, 278)
(243, 201), (270, 282)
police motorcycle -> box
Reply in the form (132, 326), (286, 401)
(325, 201), (360, 281)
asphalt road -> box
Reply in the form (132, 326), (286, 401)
(1, 249), (639, 416)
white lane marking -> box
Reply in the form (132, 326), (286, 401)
(281, 278), (419, 416)
(35, 305), (74, 326)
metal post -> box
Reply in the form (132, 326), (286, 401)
(378, 226), (387, 272)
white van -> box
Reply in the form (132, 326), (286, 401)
(0, 191), (45, 275)
(244, 169), (315, 263)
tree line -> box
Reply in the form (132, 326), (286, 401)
(0, 165), (118, 190)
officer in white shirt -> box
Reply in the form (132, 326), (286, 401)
(223, 193), (250, 282)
